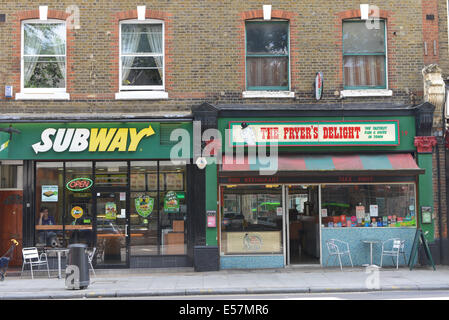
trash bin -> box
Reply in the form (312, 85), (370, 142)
(65, 244), (89, 289)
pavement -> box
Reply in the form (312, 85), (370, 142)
(1, 265), (449, 299)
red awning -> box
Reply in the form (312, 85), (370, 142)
(221, 153), (423, 174)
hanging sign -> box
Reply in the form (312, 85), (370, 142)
(105, 202), (117, 220)
(71, 206), (84, 219)
(135, 196), (154, 218)
(314, 71), (323, 100)
(229, 120), (399, 147)
(164, 191), (180, 213)
(66, 177), (93, 192)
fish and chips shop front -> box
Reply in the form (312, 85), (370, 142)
(214, 103), (436, 269)
(0, 120), (203, 269)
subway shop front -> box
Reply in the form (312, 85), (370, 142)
(0, 120), (207, 269)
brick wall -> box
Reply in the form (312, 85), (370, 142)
(0, 0), (439, 114)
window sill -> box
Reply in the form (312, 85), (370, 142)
(115, 91), (168, 100)
(242, 91), (295, 99)
(340, 89), (393, 98)
(15, 92), (70, 100)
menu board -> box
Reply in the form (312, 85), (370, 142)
(147, 173), (159, 190)
(165, 173), (184, 190)
(131, 173), (146, 190)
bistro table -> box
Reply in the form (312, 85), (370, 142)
(361, 239), (381, 267)
(45, 248), (70, 279)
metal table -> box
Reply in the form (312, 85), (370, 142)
(361, 239), (381, 267)
(45, 248), (69, 279)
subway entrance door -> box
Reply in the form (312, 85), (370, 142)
(95, 190), (129, 267)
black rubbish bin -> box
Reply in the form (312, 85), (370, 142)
(194, 245), (219, 272)
(65, 244), (90, 289)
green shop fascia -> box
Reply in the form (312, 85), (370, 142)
(0, 120), (214, 269)
(198, 102), (438, 269)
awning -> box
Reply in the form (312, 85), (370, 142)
(221, 153), (424, 175)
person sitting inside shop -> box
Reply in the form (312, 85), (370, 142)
(38, 207), (59, 247)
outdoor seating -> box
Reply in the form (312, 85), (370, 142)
(325, 239), (353, 270)
(21, 247), (50, 279)
(380, 238), (404, 269)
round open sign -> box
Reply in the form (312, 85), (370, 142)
(66, 178), (93, 192)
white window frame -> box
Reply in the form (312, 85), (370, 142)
(20, 19), (67, 95)
(119, 19), (165, 92)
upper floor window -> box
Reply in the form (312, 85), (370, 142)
(245, 21), (289, 91)
(120, 20), (164, 91)
(343, 20), (386, 90)
(22, 20), (66, 93)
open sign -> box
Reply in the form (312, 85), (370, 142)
(66, 178), (93, 192)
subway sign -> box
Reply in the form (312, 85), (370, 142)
(32, 125), (155, 154)
(229, 120), (399, 147)
(0, 122), (193, 160)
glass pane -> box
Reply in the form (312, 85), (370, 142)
(344, 55), (386, 88)
(96, 191), (127, 265)
(246, 22), (288, 55)
(159, 161), (187, 255)
(221, 185), (283, 255)
(321, 184), (416, 228)
(0, 165), (20, 188)
(95, 161), (128, 187)
(287, 185), (320, 264)
(121, 24), (162, 54)
(24, 56), (65, 89)
(122, 56), (163, 86)
(35, 162), (64, 248)
(24, 23), (66, 55)
(343, 21), (385, 53)
(64, 162), (93, 248)
(246, 56), (288, 88)
(130, 161), (158, 256)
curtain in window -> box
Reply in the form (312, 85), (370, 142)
(121, 25), (141, 83)
(145, 25), (163, 80)
(23, 30), (42, 85)
(247, 57), (288, 88)
(343, 55), (385, 88)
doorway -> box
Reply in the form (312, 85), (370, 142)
(94, 189), (129, 268)
(285, 185), (320, 265)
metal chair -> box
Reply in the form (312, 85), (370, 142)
(21, 247), (50, 279)
(380, 238), (404, 269)
(86, 247), (96, 277)
(325, 239), (353, 270)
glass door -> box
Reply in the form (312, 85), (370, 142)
(95, 190), (129, 267)
(286, 185), (320, 265)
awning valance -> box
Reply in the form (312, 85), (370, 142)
(221, 153), (424, 175)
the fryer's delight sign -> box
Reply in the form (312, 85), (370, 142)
(230, 120), (399, 146)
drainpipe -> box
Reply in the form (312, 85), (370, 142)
(422, 64), (446, 263)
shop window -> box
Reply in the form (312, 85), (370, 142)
(64, 162), (93, 247)
(21, 20), (67, 93)
(130, 161), (158, 255)
(321, 184), (416, 228)
(159, 161), (187, 255)
(220, 185), (283, 255)
(35, 162), (64, 247)
(0, 164), (22, 189)
(130, 161), (187, 256)
(343, 20), (387, 89)
(119, 20), (164, 91)
(245, 21), (289, 91)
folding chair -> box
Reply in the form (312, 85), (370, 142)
(87, 247), (96, 277)
(21, 247), (50, 279)
(380, 238), (403, 269)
